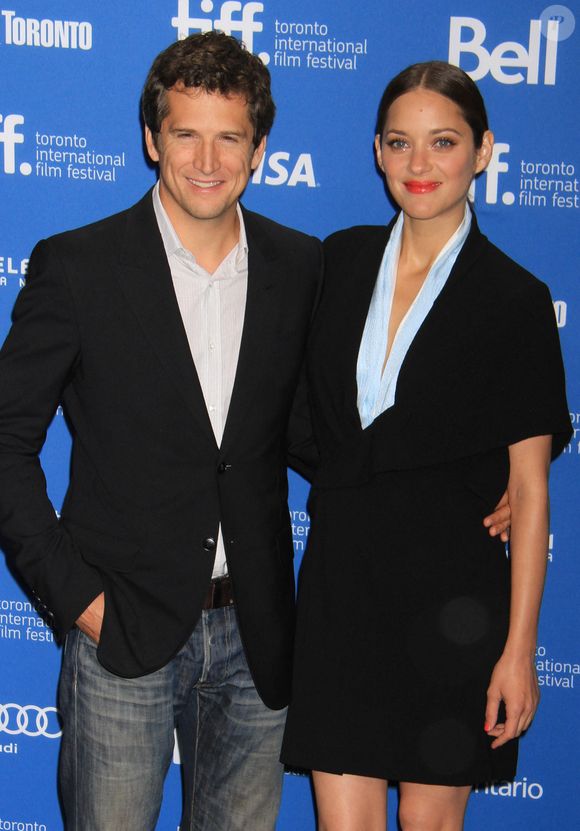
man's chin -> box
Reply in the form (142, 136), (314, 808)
(184, 201), (236, 224)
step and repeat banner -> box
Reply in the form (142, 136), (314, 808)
(1, 1), (578, 829)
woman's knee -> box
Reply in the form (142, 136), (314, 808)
(398, 784), (470, 831)
(398, 801), (435, 831)
(398, 799), (436, 831)
(314, 771), (388, 831)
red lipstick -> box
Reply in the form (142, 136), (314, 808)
(404, 181), (441, 194)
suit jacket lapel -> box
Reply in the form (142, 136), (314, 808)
(396, 212), (488, 384)
(117, 190), (216, 444)
(370, 211), (488, 423)
(342, 212), (487, 430)
(342, 221), (393, 430)
(221, 209), (278, 450)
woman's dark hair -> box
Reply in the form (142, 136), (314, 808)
(375, 61), (489, 148)
(142, 31), (275, 147)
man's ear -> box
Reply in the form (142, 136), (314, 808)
(145, 126), (160, 164)
(251, 136), (267, 171)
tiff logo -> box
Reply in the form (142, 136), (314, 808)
(171, 0), (268, 61)
(470, 142), (512, 205)
(0, 114), (32, 175)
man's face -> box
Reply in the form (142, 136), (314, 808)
(145, 86), (265, 235)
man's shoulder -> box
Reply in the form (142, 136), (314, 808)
(44, 190), (153, 256)
(241, 206), (321, 253)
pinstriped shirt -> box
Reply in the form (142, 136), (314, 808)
(152, 183), (248, 578)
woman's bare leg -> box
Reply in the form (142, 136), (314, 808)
(398, 782), (471, 831)
(312, 771), (388, 831)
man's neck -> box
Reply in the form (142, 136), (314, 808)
(186, 216), (240, 274)
(160, 195), (241, 274)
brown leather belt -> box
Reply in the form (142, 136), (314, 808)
(202, 575), (234, 610)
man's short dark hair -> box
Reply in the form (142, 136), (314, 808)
(142, 31), (275, 147)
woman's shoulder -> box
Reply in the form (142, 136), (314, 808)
(474, 232), (553, 310)
(322, 225), (392, 290)
(324, 224), (390, 256)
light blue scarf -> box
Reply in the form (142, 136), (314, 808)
(356, 205), (472, 429)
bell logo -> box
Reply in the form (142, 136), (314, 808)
(171, 1), (268, 62)
(449, 16), (561, 85)
(251, 152), (316, 187)
(0, 114), (32, 175)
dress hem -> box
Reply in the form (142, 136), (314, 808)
(281, 754), (517, 788)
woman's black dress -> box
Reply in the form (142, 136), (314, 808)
(281, 216), (571, 785)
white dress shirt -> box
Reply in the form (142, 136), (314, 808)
(152, 183), (248, 577)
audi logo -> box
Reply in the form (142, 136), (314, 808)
(0, 703), (61, 738)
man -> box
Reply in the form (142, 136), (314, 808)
(0, 32), (320, 830)
(0, 31), (508, 831)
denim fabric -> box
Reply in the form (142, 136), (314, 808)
(59, 606), (286, 831)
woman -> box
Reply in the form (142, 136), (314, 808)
(281, 62), (571, 830)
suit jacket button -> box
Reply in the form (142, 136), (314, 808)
(203, 537), (216, 551)
(217, 462), (231, 474)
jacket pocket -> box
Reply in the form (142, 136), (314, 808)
(64, 522), (140, 573)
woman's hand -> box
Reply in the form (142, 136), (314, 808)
(483, 490), (510, 542)
(484, 651), (540, 749)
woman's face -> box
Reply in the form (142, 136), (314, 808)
(375, 88), (493, 227)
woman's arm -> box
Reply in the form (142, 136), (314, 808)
(485, 434), (552, 749)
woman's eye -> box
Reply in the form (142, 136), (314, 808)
(434, 137), (455, 148)
(387, 139), (408, 151)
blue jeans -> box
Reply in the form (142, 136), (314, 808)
(58, 606), (286, 830)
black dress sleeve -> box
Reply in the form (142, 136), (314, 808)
(496, 279), (570, 459)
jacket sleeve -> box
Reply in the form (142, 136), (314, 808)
(0, 238), (103, 638)
(286, 359), (319, 482)
(286, 236), (324, 482)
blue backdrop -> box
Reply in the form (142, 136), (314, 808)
(1, 2), (578, 829)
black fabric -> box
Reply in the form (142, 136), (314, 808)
(281, 215), (571, 783)
(311, 215), (570, 488)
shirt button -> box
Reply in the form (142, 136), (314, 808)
(202, 538), (216, 551)
(209, 342), (215, 350)
(208, 405), (216, 412)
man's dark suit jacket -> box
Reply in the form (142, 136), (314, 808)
(0, 190), (321, 709)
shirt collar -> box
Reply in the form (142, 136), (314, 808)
(152, 182), (248, 271)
